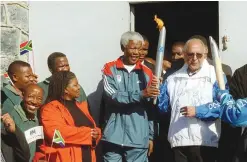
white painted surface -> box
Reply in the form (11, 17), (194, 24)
(29, 1), (130, 95)
(219, 1), (247, 72)
(130, 5), (135, 31)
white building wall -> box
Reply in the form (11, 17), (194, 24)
(29, 1), (130, 95)
(219, 1), (247, 72)
(29, 1), (130, 122)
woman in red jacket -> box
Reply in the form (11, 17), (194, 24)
(38, 71), (101, 162)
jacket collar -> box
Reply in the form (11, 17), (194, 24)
(169, 59), (216, 84)
(176, 59), (212, 78)
(14, 104), (38, 122)
(116, 56), (142, 70)
(53, 100), (95, 127)
(43, 77), (51, 84)
(4, 84), (21, 96)
(2, 84), (23, 105)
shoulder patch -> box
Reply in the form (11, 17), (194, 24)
(142, 65), (153, 86)
(142, 64), (153, 78)
(102, 60), (116, 76)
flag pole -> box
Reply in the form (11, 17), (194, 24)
(30, 40), (35, 73)
(47, 130), (56, 162)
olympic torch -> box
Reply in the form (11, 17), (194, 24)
(153, 15), (166, 104)
(209, 36), (225, 90)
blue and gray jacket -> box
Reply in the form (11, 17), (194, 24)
(101, 56), (154, 148)
(194, 76), (229, 121)
(198, 90), (247, 127)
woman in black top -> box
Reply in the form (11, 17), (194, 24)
(38, 71), (101, 162)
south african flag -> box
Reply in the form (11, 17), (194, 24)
(20, 40), (32, 55)
(52, 129), (65, 147)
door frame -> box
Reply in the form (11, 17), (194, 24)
(129, 1), (157, 31)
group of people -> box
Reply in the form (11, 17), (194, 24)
(1, 53), (100, 162)
(1, 30), (247, 162)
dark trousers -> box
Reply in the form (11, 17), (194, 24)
(173, 146), (217, 162)
(151, 111), (174, 162)
(218, 122), (241, 162)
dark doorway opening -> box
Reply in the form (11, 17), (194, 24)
(133, 3), (237, 162)
(133, 1), (219, 61)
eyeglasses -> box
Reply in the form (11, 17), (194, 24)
(186, 53), (204, 59)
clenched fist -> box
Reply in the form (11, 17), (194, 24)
(143, 76), (160, 98)
(1, 113), (16, 133)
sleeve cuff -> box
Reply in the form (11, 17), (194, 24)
(195, 105), (208, 119)
(216, 90), (229, 102)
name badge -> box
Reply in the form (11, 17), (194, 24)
(24, 126), (44, 144)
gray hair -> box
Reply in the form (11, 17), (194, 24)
(120, 31), (144, 51)
(183, 38), (206, 53)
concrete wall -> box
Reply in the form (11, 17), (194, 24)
(1, 1), (29, 75)
(29, 1), (130, 122)
(219, 1), (247, 72)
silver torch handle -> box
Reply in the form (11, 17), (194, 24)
(153, 26), (166, 104)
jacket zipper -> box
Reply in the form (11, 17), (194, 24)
(122, 70), (131, 147)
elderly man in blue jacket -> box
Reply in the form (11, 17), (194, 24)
(159, 38), (229, 162)
(182, 64), (247, 162)
(101, 31), (159, 162)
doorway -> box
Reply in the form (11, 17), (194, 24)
(131, 2), (231, 162)
(132, 1), (219, 61)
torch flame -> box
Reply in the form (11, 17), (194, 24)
(154, 15), (164, 31)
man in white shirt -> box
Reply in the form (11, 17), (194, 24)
(158, 38), (227, 162)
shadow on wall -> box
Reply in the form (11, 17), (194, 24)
(87, 79), (104, 162)
(87, 79), (104, 126)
